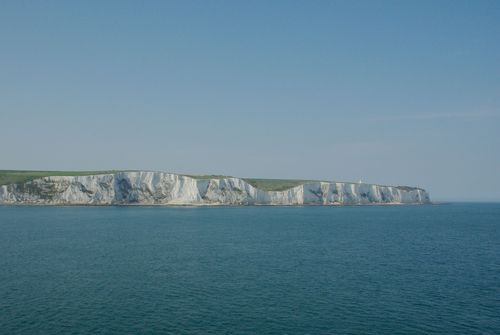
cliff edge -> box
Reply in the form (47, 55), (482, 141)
(0, 171), (430, 205)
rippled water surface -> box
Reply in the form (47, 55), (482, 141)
(0, 203), (499, 334)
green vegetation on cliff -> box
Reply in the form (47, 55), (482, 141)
(242, 178), (318, 192)
(0, 170), (120, 186)
(183, 175), (318, 191)
(0, 171), (319, 191)
(0, 170), (422, 192)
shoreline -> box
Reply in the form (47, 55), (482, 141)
(0, 202), (434, 208)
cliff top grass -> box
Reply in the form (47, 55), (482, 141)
(0, 170), (319, 191)
(183, 174), (233, 180)
(183, 175), (318, 191)
(0, 170), (422, 192)
(0, 170), (120, 186)
(242, 178), (318, 192)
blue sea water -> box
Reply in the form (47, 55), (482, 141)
(0, 203), (499, 334)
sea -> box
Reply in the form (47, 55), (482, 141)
(0, 203), (499, 334)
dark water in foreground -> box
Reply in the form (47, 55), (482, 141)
(0, 204), (499, 334)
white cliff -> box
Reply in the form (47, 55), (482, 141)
(0, 171), (430, 205)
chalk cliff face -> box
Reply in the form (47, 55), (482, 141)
(0, 171), (430, 205)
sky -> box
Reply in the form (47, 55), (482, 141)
(0, 0), (499, 201)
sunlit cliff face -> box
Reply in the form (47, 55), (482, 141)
(0, 171), (430, 206)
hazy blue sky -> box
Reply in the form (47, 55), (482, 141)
(1, 1), (499, 201)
